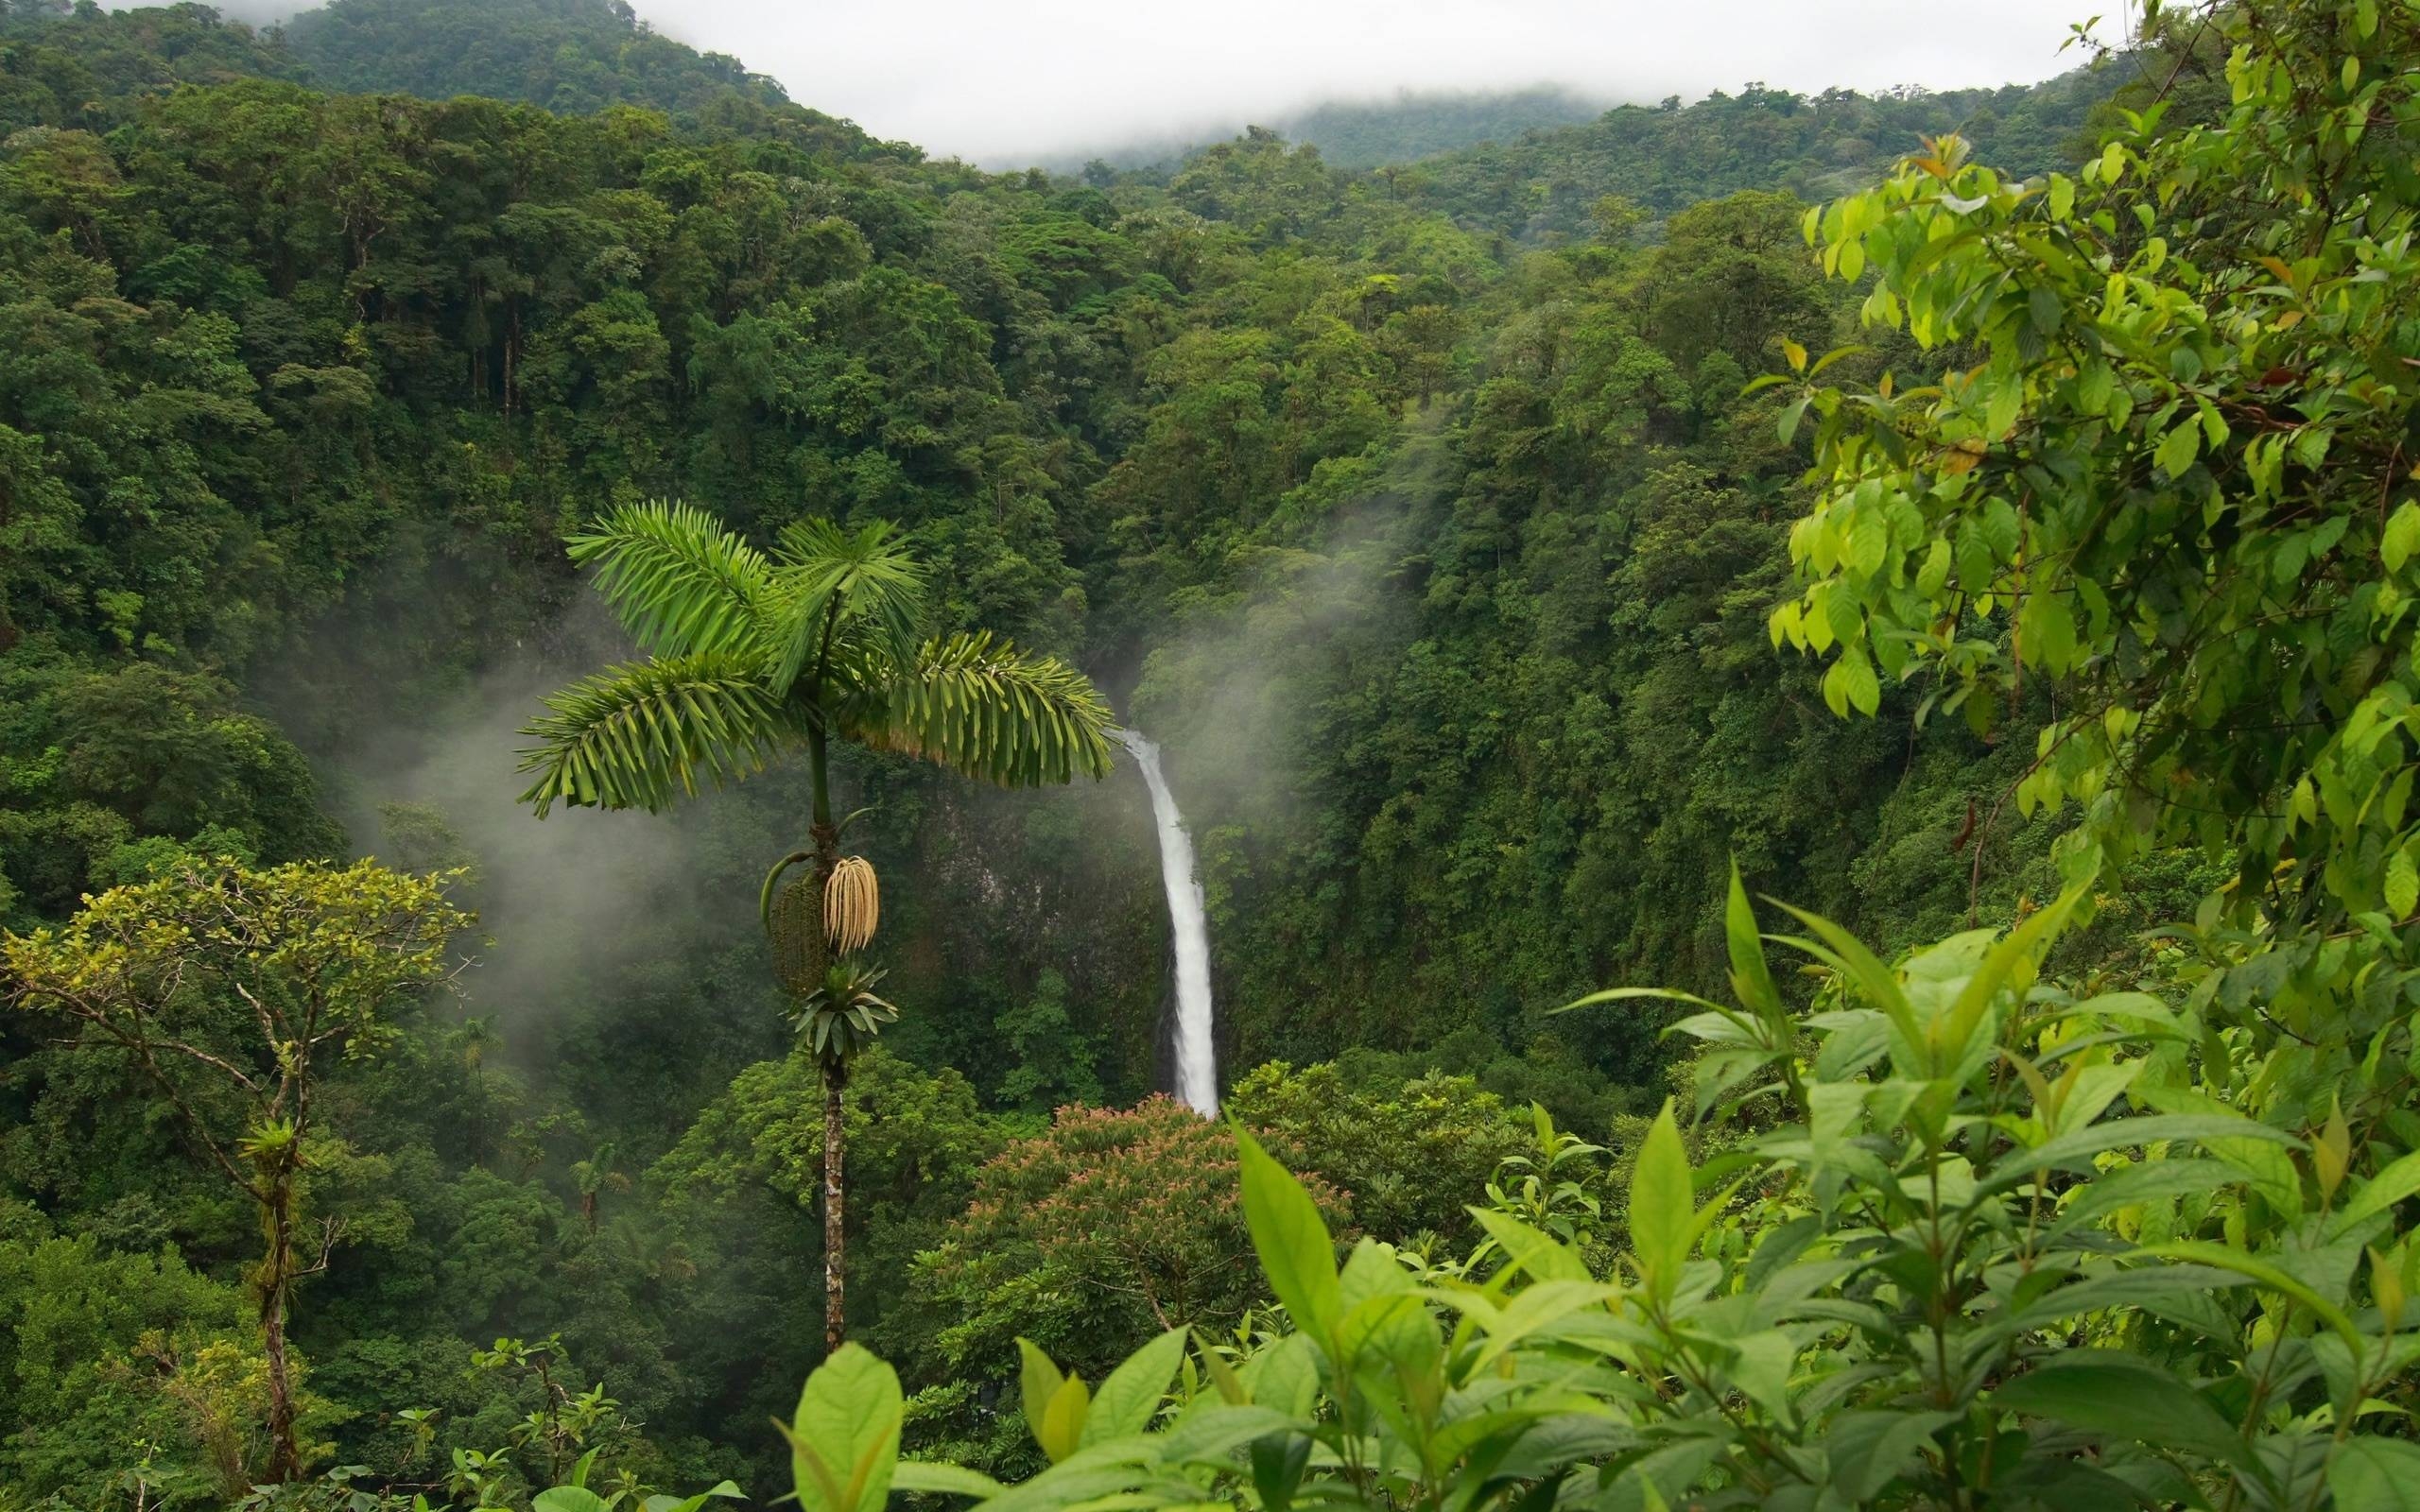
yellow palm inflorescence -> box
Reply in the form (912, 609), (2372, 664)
(823, 856), (879, 956)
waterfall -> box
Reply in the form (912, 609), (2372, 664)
(1113, 729), (1218, 1117)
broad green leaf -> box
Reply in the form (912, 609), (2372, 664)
(1841, 648), (1881, 715)
(786, 1345), (902, 1512)
(1082, 1329), (1187, 1445)
(2011, 1263), (2248, 1328)
(2385, 501), (2420, 573)
(1153, 1403), (1301, 1467)
(2334, 1148), (2420, 1237)
(1722, 1330), (1797, 1422)
(1778, 394), (1810, 443)
(1252, 1433), (1311, 1512)
(1016, 1340), (1090, 1461)
(890, 1464), (1006, 1500)
(1239, 1332), (1321, 1417)
(2137, 1241), (2362, 1348)
(1036, 1373), (1089, 1463)
(2389, 847), (2419, 919)
(1629, 1102), (1692, 1297)
(1978, 1113), (2302, 1196)
(1473, 1209), (1593, 1284)
(1825, 1409), (1954, 1502)
(1235, 1125), (1341, 1338)
(2329, 1437), (2420, 1512)
(1848, 507), (1890, 576)
(1937, 874), (2090, 1078)
(1771, 903), (1924, 1067)
(1724, 860), (1783, 1026)
(2044, 1158), (2235, 1238)
(534, 1491), (610, 1512)
(1016, 1338), (1064, 1436)
(2153, 420), (2201, 478)
(1993, 1353), (2249, 1468)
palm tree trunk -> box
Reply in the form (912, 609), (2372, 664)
(807, 726), (848, 1353)
(821, 1057), (847, 1353)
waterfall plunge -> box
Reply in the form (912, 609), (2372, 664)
(1113, 729), (1218, 1116)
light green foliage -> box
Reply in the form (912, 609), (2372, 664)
(0, 1208), (308, 1506)
(784, 1345), (900, 1512)
(4, 856), (472, 1482)
(1781, 0), (2420, 936)
(1223, 1062), (1532, 1244)
(1772, 0), (2420, 1268)
(828, 879), (2419, 1510)
(909, 1098), (1346, 1397)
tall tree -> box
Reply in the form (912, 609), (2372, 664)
(3, 856), (470, 1481)
(517, 501), (1115, 1350)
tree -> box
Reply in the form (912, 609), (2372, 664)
(517, 500), (1116, 1352)
(1772, 0), (2420, 1177)
(914, 1097), (1346, 1392)
(1223, 1061), (1533, 1244)
(2, 856), (470, 1482)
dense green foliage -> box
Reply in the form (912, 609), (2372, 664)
(1380, 70), (2119, 242)
(9, 0), (2414, 1506)
(744, 9), (2420, 1503)
(281, 0), (788, 119)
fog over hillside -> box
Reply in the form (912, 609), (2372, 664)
(121, 0), (2102, 163)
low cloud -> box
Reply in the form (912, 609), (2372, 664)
(643, 0), (2103, 165)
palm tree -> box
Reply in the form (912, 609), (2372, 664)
(518, 500), (1115, 1349)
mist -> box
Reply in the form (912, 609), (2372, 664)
(631, 0), (2106, 165)
(334, 622), (702, 1047)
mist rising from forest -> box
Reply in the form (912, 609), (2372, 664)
(1135, 421), (1450, 845)
(268, 595), (750, 1059)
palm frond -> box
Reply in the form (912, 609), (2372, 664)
(764, 517), (928, 694)
(570, 500), (777, 662)
(516, 654), (804, 816)
(845, 631), (1115, 788)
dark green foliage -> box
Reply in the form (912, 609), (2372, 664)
(0, 656), (341, 925)
(281, 0), (793, 119)
(0, 2), (309, 131)
(1274, 87), (1610, 171)
(1058, 86), (1612, 177)
(1390, 68), (2118, 241)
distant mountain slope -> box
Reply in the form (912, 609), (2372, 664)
(280, 0), (791, 117)
(0, 2), (308, 128)
(1272, 86), (1610, 170)
(1028, 85), (1611, 175)
(1386, 66), (2120, 242)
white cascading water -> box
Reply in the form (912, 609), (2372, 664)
(1113, 729), (1218, 1116)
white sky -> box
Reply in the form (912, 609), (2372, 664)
(639, 0), (2107, 165)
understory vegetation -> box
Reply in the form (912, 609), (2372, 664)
(2, 0), (2416, 1505)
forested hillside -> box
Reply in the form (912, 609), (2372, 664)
(279, 0), (790, 117)
(1041, 86), (1613, 175)
(9, 0), (2418, 1508)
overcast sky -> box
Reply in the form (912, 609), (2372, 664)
(632, 0), (2104, 165)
